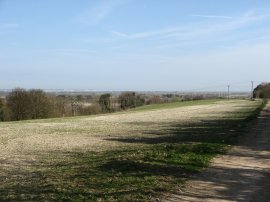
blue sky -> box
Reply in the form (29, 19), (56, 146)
(1, 0), (270, 91)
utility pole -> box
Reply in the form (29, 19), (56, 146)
(251, 81), (254, 100)
(227, 85), (230, 100)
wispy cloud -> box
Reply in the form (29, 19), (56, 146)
(191, 14), (233, 19)
(110, 11), (270, 42)
(110, 27), (182, 39)
(76, 0), (129, 25)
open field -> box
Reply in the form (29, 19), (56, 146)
(165, 101), (270, 202)
(0, 99), (265, 201)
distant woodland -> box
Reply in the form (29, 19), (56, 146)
(0, 88), (212, 121)
(0, 85), (261, 122)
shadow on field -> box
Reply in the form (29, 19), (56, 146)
(105, 101), (265, 147)
(165, 146), (270, 201)
(163, 104), (270, 201)
(1, 103), (268, 201)
(0, 149), (188, 201)
(102, 104), (270, 201)
(168, 166), (270, 202)
(105, 118), (248, 145)
(101, 159), (185, 177)
(0, 141), (228, 201)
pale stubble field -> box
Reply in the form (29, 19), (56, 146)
(0, 99), (263, 201)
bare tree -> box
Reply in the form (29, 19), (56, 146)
(29, 89), (51, 119)
(6, 88), (31, 121)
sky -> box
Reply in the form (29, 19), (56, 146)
(1, 0), (270, 91)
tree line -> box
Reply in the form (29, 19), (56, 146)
(0, 88), (147, 121)
(0, 87), (223, 122)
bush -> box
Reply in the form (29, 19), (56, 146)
(146, 95), (164, 105)
(99, 93), (111, 112)
(119, 92), (145, 109)
(253, 83), (270, 98)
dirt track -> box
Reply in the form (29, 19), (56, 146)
(164, 102), (270, 202)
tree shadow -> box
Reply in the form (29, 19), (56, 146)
(0, 150), (183, 201)
(163, 105), (270, 201)
(103, 105), (270, 201)
(105, 118), (248, 145)
(166, 163), (270, 202)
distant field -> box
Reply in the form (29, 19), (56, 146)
(131, 99), (221, 111)
(0, 99), (264, 201)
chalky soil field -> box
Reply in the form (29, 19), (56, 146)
(0, 100), (264, 201)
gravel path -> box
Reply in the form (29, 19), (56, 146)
(164, 102), (270, 202)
